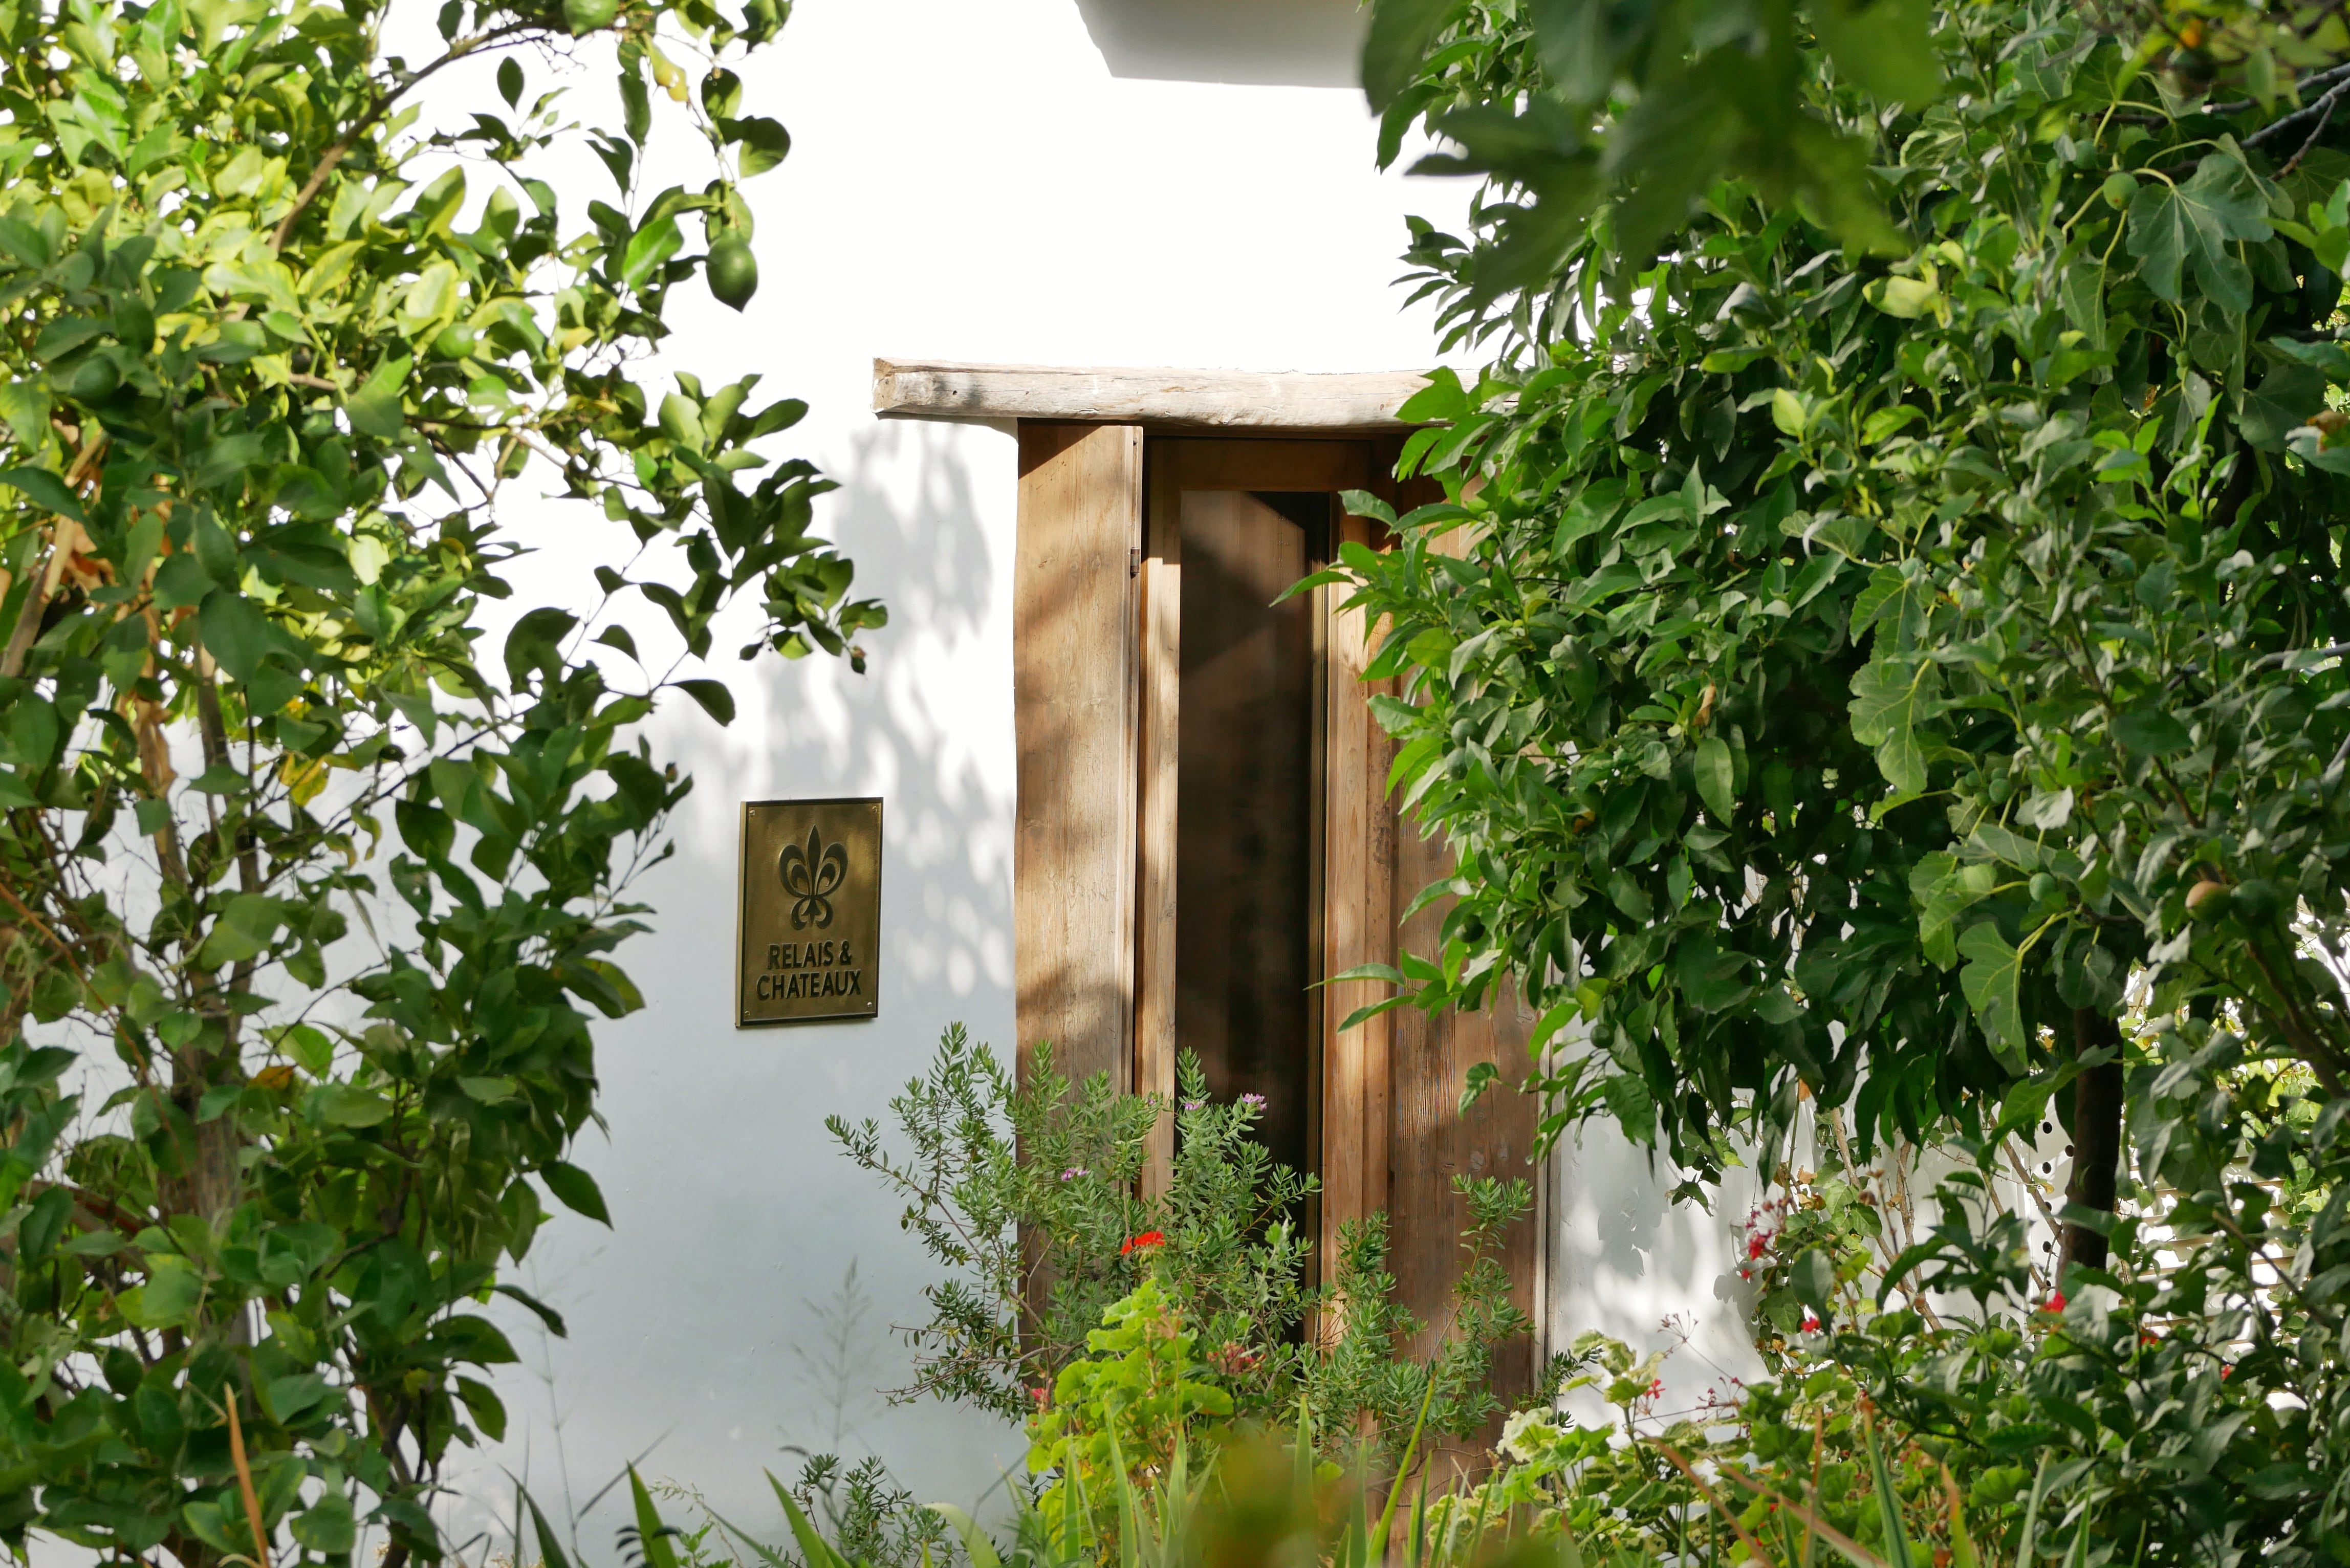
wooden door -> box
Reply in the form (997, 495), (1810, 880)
(1014, 427), (1539, 1428)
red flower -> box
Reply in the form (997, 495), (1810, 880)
(2043, 1291), (2068, 1314)
(1748, 1234), (1768, 1259)
(1121, 1230), (1165, 1255)
(1801, 1311), (1821, 1333)
(2222, 1365), (2234, 1380)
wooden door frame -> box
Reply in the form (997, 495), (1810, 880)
(880, 361), (1541, 1401)
(1011, 420), (1441, 1290)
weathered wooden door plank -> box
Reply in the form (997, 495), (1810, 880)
(1014, 422), (1142, 1093)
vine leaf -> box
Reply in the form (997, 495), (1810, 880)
(1849, 655), (1942, 795)
(2126, 154), (2271, 313)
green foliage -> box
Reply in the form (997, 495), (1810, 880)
(1336, 0), (2350, 1179)
(1024, 1279), (1233, 1551)
(831, 1026), (1532, 1460)
(1361, 0), (1945, 282)
(0, 0), (877, 1561)
(1832, 1026), (2350, 1562)
(1455, 1018), (2350, 1563)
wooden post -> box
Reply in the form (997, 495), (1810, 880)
(1321, 506), (1395, 1270)
(1135, 550), (1180, 1193)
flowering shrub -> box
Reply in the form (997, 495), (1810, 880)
(831, 1026), (1531, 1458)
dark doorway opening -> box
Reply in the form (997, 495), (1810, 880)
(1174, 490), (1329, 1185)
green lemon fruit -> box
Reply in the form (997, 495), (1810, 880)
(707, 235), (758, 312)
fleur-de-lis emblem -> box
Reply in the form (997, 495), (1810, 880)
(777, 825), (848, 929)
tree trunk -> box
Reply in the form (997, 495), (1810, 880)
(2058, 1008), (2126, 1283)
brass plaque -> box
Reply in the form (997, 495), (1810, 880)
(737, 798), (882, 1026)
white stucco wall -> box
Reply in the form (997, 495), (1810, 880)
(400, 0), (1763, 1544)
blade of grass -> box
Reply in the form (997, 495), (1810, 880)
(1107, 1422), (1140, 1568)
(1555, 1510), (1587, 1568)
(1941, 1463), (1982, 1568)
(224, 1396), (275, 1568)
(924, 1506), (1003, 1568)
(629, 1467), (684, 1568)
(1374, 1363), (1443, 1565)
(1408, 1463), (1429, 1568)
(1807, 1410), (1825, 1568)
(1067, 1438), (1098, 1563)
(1861, 1417), (1916, 1568)
(768, 1469), (853, 1568)
(1463, 1468), (1497, 1562)
(1154, 1433), (1195, 1568)
(707, 1502), (800, 1568)
(525, 1491), (581, 1568)
(2015, 1455), (2050, 1568)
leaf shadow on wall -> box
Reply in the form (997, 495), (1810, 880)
(443, 419), (1026, 1547)
(1071, 0), (1366, 88)
(1544, 1103), (1769, 1424)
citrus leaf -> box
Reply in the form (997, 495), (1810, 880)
(0, 465), (85, 522)
(1694, 734), (1735, 821)
(540, 1160), (611, 1225)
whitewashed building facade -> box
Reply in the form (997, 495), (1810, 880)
(440, 0), (1768, 1534)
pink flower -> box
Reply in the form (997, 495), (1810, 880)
(1240, 1093), (1268, 1109)
(1209, 1341), (1260, 1376)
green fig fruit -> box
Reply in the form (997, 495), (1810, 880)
(2231, 877), (2282, 923)
(2101, 171), (2138, 208)
(707, 235), (758, 312)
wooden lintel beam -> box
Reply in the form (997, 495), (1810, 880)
(872, 358), (1431, 431)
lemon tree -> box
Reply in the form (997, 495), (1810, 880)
(0, 0), (879, 1562)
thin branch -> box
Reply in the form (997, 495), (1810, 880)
(2246, 74), (2350, 150)
(2282, 89), (2343, 176)
(269, 20), (539, 253)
